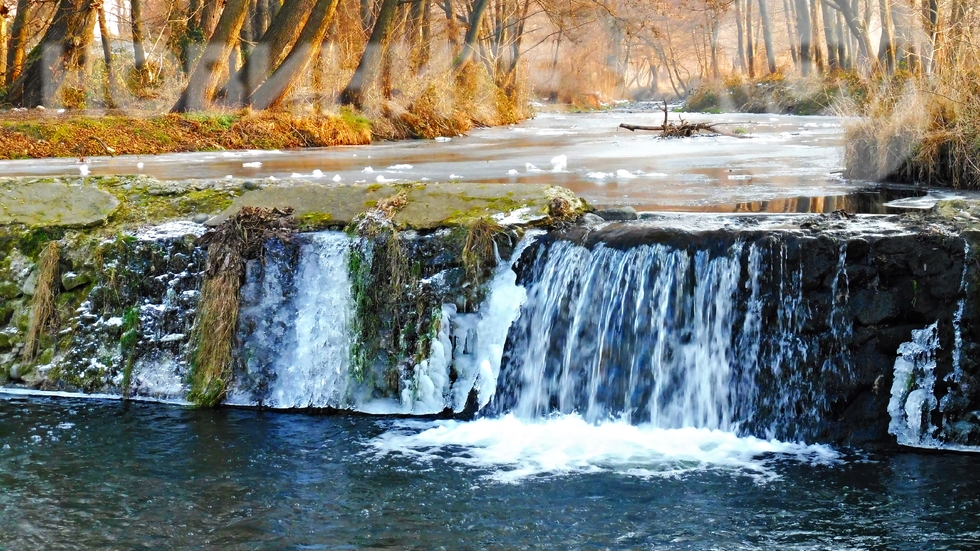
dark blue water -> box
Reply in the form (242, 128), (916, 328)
(1, 394), (979, 550)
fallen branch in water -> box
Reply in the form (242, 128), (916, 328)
(619, 98), (752, 139)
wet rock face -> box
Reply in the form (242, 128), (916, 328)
(0, 232), (204, 395)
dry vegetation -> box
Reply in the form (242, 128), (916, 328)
(22, 242), (61, 364)
(189, 206), (295, 407)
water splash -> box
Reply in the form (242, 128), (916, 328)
(368, 414), (839, 484)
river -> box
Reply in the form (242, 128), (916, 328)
(0, 108), (935, 212)
(2, 109), (979, 550)
(2, 395), (979, 550)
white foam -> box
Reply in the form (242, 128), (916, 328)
(551, 154), (567, 171)
(388, 164), (413, 170)
(435, 136), (452, 142)
(587, 171), (610, 180)
(242, 161), (262, 168)
(615, 169), (638, 179)
(368, 414), (838, 484)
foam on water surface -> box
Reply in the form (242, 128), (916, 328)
(368, 414), (838, 484)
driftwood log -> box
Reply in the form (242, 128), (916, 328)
(619, 99), (751, 139)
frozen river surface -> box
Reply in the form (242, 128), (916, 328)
(0, 109), (920, 212)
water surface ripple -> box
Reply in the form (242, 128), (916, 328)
(2, 396), (978, 550)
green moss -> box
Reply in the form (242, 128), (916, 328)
(296, 212), (334, 231)
(120, 305), (140, 398)
(17, 227), (65, 259)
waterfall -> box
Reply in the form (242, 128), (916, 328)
(230, 232), (353, 408)
(497, 240), (746, 429)
(228, 230), (536, 414)
(493, 236), (855, 440)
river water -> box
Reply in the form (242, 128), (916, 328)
(3, 110), (980, 549)
(0, 109), (936, 212)
(2, 395), (979, 550)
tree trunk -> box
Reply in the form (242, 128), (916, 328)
(709, 16), (721, 79)
(809, 0), (824, 73)
(835, 10), (849, 69)
(172, 0), (252, 112)
(922, 0), (938, 73)
(0, 10), (7, 81)
(758, 0), (777, 74)
(795, 0), (812, 75)
(826, 0), (874, 68)
(247, 0), (340, 110)
(820, 0), (839, 69)
(98, 2), (115, 107)
(199, 0), (223, 39)
(254, 0), (269, 39)
(339, 0), (399, 108)
(7, 0), (97, 107)
(220, 0), (316, 106)
(454, 0), (490, 70)
(361, 0), (375, 34)
(746, 0), (755, 77)
(189, 0), (202, 24)
(889, 0), (911, 70)
(734, 0), (747, 72)
(4, 0), (29, 86)
(782, 0), (799, 66)
(130, 0), (147, 72)
(877, 0), (894, 73)
(408, 0), (430, 72)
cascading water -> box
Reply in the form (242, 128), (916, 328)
(228, 230), (535, 414)
(230, 232), (352, 408)
(491, 235), (853, 442)
(496, 240), (744, 429)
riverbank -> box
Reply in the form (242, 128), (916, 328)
(0, 90), (528, 160)
(843, 83), (980, 190)
(683, 74), (866, 116)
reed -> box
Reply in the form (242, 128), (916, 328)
(22, 241), (60, 364)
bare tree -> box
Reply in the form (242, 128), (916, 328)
(758, 0), (777, 74)
(97, 0), (115, 107)
(130, 0), (147, 72)
(246, 0), (340, 109)
(4, 0), (29, 86)
(877, 0), (894, 73)
(339, 0), (399, 108)
(7, 0), (97, 107)
(0, 3), (8, 80)
(172, 0), (252, 112)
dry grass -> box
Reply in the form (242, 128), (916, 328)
(844, 77), (980, 188)
(0, 110), (372, 160)
(22, 242), (60, 363)
(462, 217), (503, 282)
(188, 206), (296, 407)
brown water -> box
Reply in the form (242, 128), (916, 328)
(0, 108), (929, 211)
